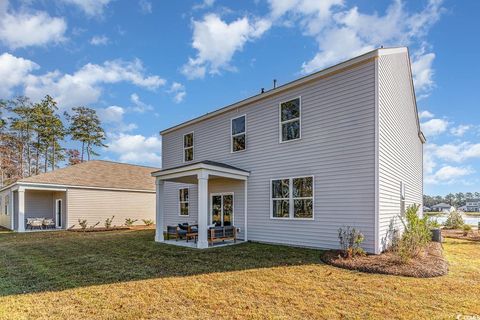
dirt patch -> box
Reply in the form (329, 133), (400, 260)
(442, 228), (480, 242)
(321, 242), (448, 278)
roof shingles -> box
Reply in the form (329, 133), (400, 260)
(17, 160), (158, 191)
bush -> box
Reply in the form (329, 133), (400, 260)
(444, 211), (464, 229)
(338, 226), (365, 258)
(105, 216), (115, 229)
(78, 219), (88, 230)
(142, 219), (154, 226)
(396, 204), (431, 263)
(463, 224), (472, 236)
(124, 218), (138, 227)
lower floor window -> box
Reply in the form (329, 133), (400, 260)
(179, 188), (189, 216)
(271, 176), (314, 219)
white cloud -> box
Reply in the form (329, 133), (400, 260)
(450, 124), (471, 137)
(130, 93), (154, 113)
(0, 1), (67, 49)
(139, 0), (152, 14)
(421, 118), (448, 137)
(107, 133), (162, 166)
(60, 0), (113, 17)
(23, 58), (165, 108)
(0, 53), (39, 96)
(98, 105), (138, 133)
(90, 35), (109, 46)
(181, 14), (271, 79)
(425, 165), (473, 185)
(265, 0), (443, 96)
(418, 110), (434, 119)
(193, 0), (216, 10)
(168, 82), (186, 103)
(429, 142), (480, 163)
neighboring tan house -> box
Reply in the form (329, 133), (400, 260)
(0, 160), (157, 232)
(431, 203), (455, 213)
(152, 47), (424, 254)
(465, 199), (480, 212)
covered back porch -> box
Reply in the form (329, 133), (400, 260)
(152, 161), (249, 248)
(12, 184), (67, 232)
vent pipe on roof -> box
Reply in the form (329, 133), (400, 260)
(261, 88), (265, 93)
(273, 79), (277, 89)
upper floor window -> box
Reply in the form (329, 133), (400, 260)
(280, 97), (301, 142)
(231, 115), (246, 152)
(179, 188), (189, 216)
(271, 176), (314, 219)
(183, 132), (194, 162)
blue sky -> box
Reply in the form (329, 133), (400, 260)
(0, 0), (479, 196)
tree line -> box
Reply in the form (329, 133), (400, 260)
(0, 95), (106, 187)
(423, 192), (480, 207)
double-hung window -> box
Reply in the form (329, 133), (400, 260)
(183, 132), (194, 162)
(280, 97), (301, 142)
(179, 188), (189, 216)
(231, 115), (246, 152)
(271, 176), (314, 219)
(4, 195), (8, 215)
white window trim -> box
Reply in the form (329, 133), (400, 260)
(178, 187), (190, 216)
(183, 131), (194, 162)
(231, 114), (247, 153)
(210, 192), (235, 226)
(279, 96), (302, 144)
(270, 175), (314, 220)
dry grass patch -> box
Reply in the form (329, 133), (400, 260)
(443, 228), (480, 242)
(0, 230), (479, 319)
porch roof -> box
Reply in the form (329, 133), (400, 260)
(151, 160), (249, 182)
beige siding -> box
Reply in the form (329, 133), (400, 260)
(377, 53), (423, 252)
(0, 189), (12, 229)
(162, 60), (377, 252)
(67, 188), (155, 228)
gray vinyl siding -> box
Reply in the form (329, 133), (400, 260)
(377, 53), (423, 252)
(67, 188), (155, 228)
(162, 60), (377, 252)
(24, 190), (55, 220)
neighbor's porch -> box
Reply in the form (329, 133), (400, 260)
(12, 184), (67, 232)
(152, 161), (249, 249)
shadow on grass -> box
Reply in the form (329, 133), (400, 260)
(0, 229), (323, 296)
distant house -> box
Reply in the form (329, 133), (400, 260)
(458, 205), (467, 212)
(431, 203), (455, 213)
(0, 161), (157, 232)
(465, 199), (480, 212)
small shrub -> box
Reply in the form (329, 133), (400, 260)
(338, 226), (366, 258)
(444, 211), (464, 229)
(78, 219), (88, 230)
(142, 219), (154, 226)
(396, 204), (431, 263)
(90, 222), (100, 230)
(125, 218), (138, 227)
(105, 216), (115, 229)
(463, 224), (472, 236)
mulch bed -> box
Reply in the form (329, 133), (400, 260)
(321, 242), (448, 278)
(68, 226), (131, 232)
(442, 228), (480, 242)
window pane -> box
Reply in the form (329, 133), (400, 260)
(293, 177), (313, 198)
(184, 147), (193, 161)
(273, 200), (290, 218)
(184, 133), (193, 148)
(180, 202), (189, 216)
(179, 188), (188, 202)
(281, 98), (300, 121)
(272, 179), (289, 198)
(223, 195), (233, 226)
(232, 134), (246, 152)
(212, 195), (222, 226)
(294, 199), (313, 218)
(282, 121), (300, 141)
(232, 116), (245, 135)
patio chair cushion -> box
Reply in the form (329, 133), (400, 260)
(177, 229), (188, 236)
(178, 223), (189, 231)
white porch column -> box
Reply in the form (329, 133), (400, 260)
(197, 171), (209, 249)
(244, 179), (248, 241)
(17, 188), (25, 232)
(155, 179), (165, 242)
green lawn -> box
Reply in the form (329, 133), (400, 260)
(0, 229), (479, 319)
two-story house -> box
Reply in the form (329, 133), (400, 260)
(466, 199), (479, 212)
(152, 47), (424, 254)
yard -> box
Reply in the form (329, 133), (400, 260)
(0, 230), (479, 319)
